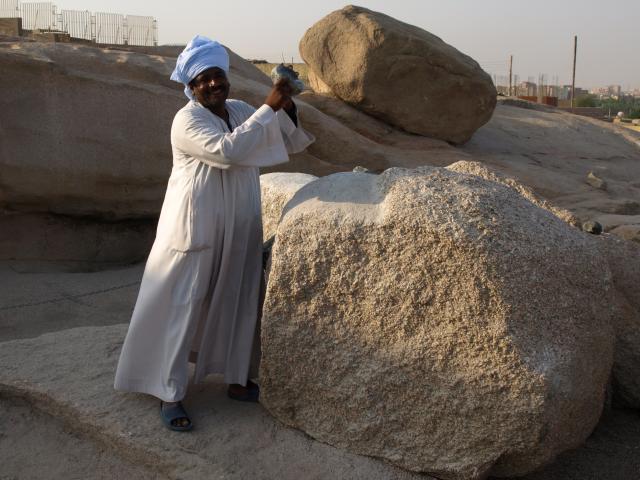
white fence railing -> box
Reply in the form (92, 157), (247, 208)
(94, 12), (123, 44)
(2, 1), (157, 46)
(0, 0), (20, 17)
(21, 2), (56, 30)
(126, 15), (155, 47)
(60, 9), (91, 40)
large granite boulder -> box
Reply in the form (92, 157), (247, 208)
(260, 167), (614, 479)
(299, 5), (497, 144)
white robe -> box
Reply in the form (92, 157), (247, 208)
(114, 99), (314, 402)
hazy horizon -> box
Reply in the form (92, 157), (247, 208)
(41, 0), (640, 90)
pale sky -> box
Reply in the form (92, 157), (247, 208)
(53, 0), (640, 90)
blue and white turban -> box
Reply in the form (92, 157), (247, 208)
(170, 35), (230, 101)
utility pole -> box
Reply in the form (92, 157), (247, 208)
(571, 35), (577, 111)
(508, 55), (513, 96)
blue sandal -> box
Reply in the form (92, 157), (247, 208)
(160, 401), (193, 431)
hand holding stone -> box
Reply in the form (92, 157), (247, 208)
(265, 78), (293, 111)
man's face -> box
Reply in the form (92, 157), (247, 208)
(190, 67), (230, 110)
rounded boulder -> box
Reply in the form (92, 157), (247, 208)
(260, 166), (614, 479)
(299, 6), (497, 144)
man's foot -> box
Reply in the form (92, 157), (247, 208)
(228, 380), (259, 402)
(160, 401), (193, 431)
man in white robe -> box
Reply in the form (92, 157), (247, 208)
(114, 35), (314, 430)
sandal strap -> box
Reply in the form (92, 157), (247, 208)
(161, 401), (191, 425)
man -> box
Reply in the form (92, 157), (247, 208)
(114, 35), (314, 431)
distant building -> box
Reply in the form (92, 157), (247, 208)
(542, 84), (560, 98)
(590, 87), (609, 97)
(516, 81), (537, 97)
(567, 87), (589, 98)
(495, 84), (510, 96)
(590, 85), (623, 99)
(559, 85), (573, 100)
(607, 85), (622, 98)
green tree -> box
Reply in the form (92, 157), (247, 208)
(576, 95), (597, 107)
(598, 96), (640, 118)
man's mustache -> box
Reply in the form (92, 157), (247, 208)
(208, 85), (227, 93)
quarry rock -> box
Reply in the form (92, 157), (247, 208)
(587, 171), (607, 190)
(459, 103), (640, 232)
(260, 172), (317, 241)
(0, 325), (426, 480)
(0, 212), (156, 271)
(0, 38), (463, 268)
(446, 160), (580, 227)
(582, 220), (604, 235)
(0, 38), (463, 221)
(299, 5), (497, 144)
(2, 37), (639, 272)
(0, 39), (272, 220)
(597, 234), (640, 408)
(260, 167), (614, 479)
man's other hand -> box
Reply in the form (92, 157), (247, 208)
(265, 79), (293, 111)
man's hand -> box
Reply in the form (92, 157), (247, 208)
(265, 78), (293, 111)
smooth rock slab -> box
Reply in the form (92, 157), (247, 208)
(0, 262), (142, 342)
(0, 396), (160, 479)
(261, 167), (615, 479)
(610, 224), (640, 244)
(0, 325), (426, 480)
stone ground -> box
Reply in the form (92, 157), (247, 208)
(1, 261), (639, 479)
(0, 398), (159, 480)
